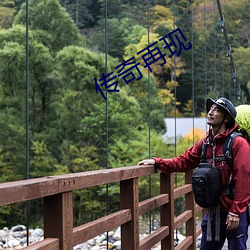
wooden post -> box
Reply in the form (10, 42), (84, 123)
(44, 192), (73, 250)
(161, 173), (174, 250)
(185, 171), (196, 250)
(120, 178), (139, 250)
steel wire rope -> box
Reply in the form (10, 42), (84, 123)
(219, 34), (225, 96)
(76, 0), (79, 27)
(104, 0), (109, 248)
(146, 0), (152, 234)
(204, 0), (207, 98)
(189, 0), (196, 243)
(228, 64), (231, 100)
(213, 0), (217, 95)
(25, 0), (30, 245)
(215, 0), (242, 104)
(172, 0), (179, 245)
(218, 15), (226, 96)
(191, 1), (195, 145)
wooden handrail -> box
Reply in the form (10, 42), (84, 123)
(0, 165), (203, 250)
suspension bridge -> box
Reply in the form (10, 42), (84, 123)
(0, 0), (249, 249)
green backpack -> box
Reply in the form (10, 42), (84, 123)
(235, 105), (250, 142)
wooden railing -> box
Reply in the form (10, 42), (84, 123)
(0, 165), (203, 250)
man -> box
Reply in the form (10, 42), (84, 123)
(138, 97), (250, 250)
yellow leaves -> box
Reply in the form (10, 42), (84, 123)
(124, 31), (186, 80)
(184, 128), (205, 142)
(166, 80), (180, 90)
(200, 112), (207, 118)
(183, 99), (193, 115)
(135, 34), (158, 52)
(152, 5), (173, 19)
(158, 88), (174, 105)
(149, 5), (174, 32)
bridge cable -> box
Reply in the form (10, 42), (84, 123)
(191, 1), (195, 144)
(219, 24), (225, 96)
(215, 0), (242, 104)
(104, 0), (109, 248)
(172, 0), (179, 245)
(25, 0), (30, 245)
(213, 0), (217, 95)
(147, 0), (153, 234)
(204, 0), (207, 98)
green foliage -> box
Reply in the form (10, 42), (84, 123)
(30, 141), (56, 177)
(234, 46), (250, 101)
(61, 0), (101, 29)
(14, 0), (84, 52)
(0, 0), (249, 229)
(0, 7), (15, 29)
(0, 112), (26, 181)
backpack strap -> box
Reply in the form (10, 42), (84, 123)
(223, 132), (242, 169)
(200, 142), (208, 163)
(223, 132), (243, 200)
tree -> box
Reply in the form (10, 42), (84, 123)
(234, 46), (250, 102)
(0, 6), (15, 29)
(14, 0), (84, 52)
(61, 0), (101, 29)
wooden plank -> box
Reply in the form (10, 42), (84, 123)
(139, 226), (169, 250)
(175, 236), (193, 250)
(57, 165), (156, 192)
(185, 171), (196, 250)
(44, 192), (73, 250)
(120, 178), (140, 250)
(73, 209), (131, 245)
(195, 204), (203, 213)
(0, 165), (156, 206)
(161, 173), (174, 250)
(174, 210), (192, 229)
(139, 194), (169, 215)
(22, 238), (59, 250)
(174, 184), (192, 199)
(196, 226), (202, 237)
(0, 177), (59, 206)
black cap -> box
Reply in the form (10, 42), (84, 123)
(206, 97), (237, 119)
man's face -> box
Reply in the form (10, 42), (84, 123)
(207, 104), (226, 127)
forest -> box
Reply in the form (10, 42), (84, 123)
(0, 0), (249, 228)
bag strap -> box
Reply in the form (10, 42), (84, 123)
(200, 142), (208, 163)
(222, 132), (243, 199)
(223, 131), (242, 170)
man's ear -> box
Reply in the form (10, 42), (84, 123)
(224, 114), (232, 123)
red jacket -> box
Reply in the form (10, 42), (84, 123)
(154, 124), (250, 216)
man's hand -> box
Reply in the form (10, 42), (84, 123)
(226, 213), (240, 230)
(137, 159), (155, 166)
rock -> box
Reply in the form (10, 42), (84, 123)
(113, 227), (120, 240)
(107, 231), (114, 237)
(100, 240), (108, 246)
(87, 238), (94, 245)
(73, 243), (87, 249)
(0, 224), (188, 249)
(0, 230), (7, 238)
(108, 236), (116, 243)
(113, 240), (121, 249)
(95, 234), (106, 243)
(30, 228), (43, 238)
(11, 226), (26, 232)
(7, 239), (20, 247)
(91, 245), (101, 250)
